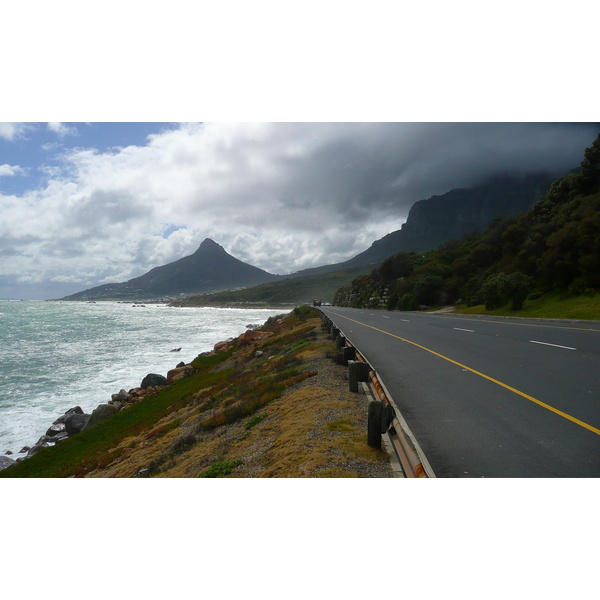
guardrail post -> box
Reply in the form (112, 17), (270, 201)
(348, 361), (370, 392)
(343, 346), (356, 363)
(331, 326), (339, 341)
(368, 401), (382, 448)
(336, 334), (346, 349)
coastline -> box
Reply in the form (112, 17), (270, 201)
(1, 306), (393, 478)
(0, 302), (287, 458)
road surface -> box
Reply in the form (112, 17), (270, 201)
(321, 307), (600, 477)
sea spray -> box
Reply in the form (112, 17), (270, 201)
(0, 301), (284, 454)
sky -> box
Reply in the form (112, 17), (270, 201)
(0, 121), (598, 299)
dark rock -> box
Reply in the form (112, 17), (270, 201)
(170, 347), (182, 352)
(176, 361), (185, 368)
(19, 446), (31, 453)
(64, 413), (91, 435)
(46, 423), (66, 437)
(5, 450), (13, 455)
(27, 442), (50, 457)
(111, 391), (130, 402)
(116, 389), (130, 402)
(84, 403), (119, 429)
(0, 456), (17, 471)
(141, 373), (169, 389)
(53, 406), (84, 424)
(51, 432), (69, 443)
(35, 435), (53, 445)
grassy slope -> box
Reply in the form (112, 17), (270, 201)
(453, 291), (600, 320)
(1, 306), (391, 478)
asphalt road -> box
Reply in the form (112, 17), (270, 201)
(321, 307), (600, 477)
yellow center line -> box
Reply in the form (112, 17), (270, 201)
(330, 311), (600, 437)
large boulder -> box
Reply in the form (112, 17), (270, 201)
(26, 441), (50, 457)
(0, 456), (16, 471)
(53, 406), (84, 425)
(64, 412), (91, 435)
(140, 373), (169, 389)
(116, 389), (130, 402)
(46, 423), (66, 437)
(111, 389), (130, 403)
(84, 404), (119, 429)
(167, 365), (197, 384)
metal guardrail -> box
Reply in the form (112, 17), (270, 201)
(319, 310), (436, 479)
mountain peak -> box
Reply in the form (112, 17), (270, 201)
(200, 238), (220, 248)
(193, 238), (226, 255)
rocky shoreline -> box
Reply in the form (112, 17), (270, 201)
(1, 314), (286, 472)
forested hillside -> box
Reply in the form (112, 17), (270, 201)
(333, 134), (600, 312)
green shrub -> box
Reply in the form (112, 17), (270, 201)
(245, 414), (267, 430)
(198, 459), (243, 478)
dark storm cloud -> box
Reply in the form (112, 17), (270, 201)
(265, 123), (599, 222)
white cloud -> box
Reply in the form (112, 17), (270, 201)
(47, 122), (78, 137)
(0, 164), (25, 177)
(0, 122), (34, 140)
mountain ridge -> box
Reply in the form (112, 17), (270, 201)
(62, 238), (280, 300)
(62, 172), (564, 302)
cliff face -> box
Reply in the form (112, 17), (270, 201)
(390, 173), (557, 253)
(293, 173), (560, 279)
(348, 173), (558, 262)
(62, 238), (280, 300)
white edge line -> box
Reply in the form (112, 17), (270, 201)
(529, 340), (577, 351)
(454, 327), (474, 332)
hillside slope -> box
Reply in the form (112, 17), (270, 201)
(62, 238), (280, 300)
(333, 134), (600, 312)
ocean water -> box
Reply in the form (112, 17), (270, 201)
(0, 301), (285, 454)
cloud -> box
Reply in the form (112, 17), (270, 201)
(0, 123), (34, 140)
(0, 164), (25, 177)
(0, 122), (598, 299)
(47, 122), (78, 137)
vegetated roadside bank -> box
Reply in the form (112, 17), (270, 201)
(1, 306), (392, 478)
(452, 290), (600, 321)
